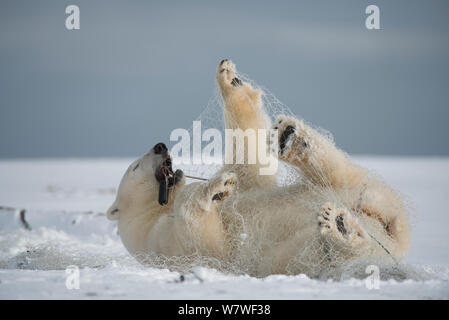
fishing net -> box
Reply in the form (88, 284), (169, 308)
(138, 62), (411, 280)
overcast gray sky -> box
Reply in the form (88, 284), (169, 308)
(1, 0), (448, 158)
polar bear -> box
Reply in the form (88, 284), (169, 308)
(107, 60), (411, 278)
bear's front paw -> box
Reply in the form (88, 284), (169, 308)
(211, 171), (237, 201)
(172, 169), (185, 186)
(216, 59), (242, 89)
(270, 115), (310, 161)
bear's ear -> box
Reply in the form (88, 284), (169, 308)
(106, 202), (120, 221)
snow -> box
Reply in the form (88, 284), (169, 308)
(0, 157), (448, 299)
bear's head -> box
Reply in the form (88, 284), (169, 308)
(106, 142), (185, 221)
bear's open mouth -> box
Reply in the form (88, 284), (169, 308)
(155, 157), (174, 182)
(155, 156), (175, 206)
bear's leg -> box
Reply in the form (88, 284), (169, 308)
(197, 171), (237, 211)
(271, 114), (366, 189)
(166, 172), (237, 257)
(353, 182), (411, 259)
(318, 202), (371, 254)
(216, 60), (276, 191)
(273, 115), (410, 260)
(216, 59), (269, 132)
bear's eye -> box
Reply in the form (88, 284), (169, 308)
(220, 69), (225, 73)
(132, 163), (140, 172)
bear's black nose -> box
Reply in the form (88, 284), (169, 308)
(220, 59), (228, 66)
(153, 143), (167, 155)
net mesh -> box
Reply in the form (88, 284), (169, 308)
(138, 63), (410, 280)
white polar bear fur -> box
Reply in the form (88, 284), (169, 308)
(107, 60), (411, 278)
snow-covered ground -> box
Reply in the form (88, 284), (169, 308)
(0, 157), (448, 299)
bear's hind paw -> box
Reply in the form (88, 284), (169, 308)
(318, 203), (366, 248)
(211, 172), (237, 201)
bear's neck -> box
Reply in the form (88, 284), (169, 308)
(117, 203), (172, 254)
